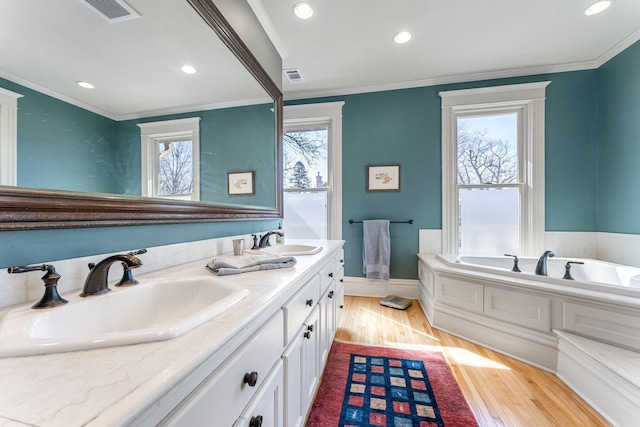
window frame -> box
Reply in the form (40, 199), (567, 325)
(439, 82), (550, 256)
(0, 87), (23, 186)
(283, 102), (344, 240)
(138, 117), (200, 201)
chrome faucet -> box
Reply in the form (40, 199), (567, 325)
(258, 231), (284, 248)
(80, 253), (143, 297)
(535, 250), (554, 276)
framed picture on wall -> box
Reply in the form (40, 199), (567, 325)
(228, 171), (254, 195)
(367, 164), (401, 191)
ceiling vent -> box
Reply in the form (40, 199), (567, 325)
(283, 68), (304, 83)
(80, 0), (140, 23)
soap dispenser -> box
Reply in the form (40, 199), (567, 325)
(276, 224), (284, 244)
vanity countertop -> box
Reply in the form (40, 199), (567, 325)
(0, 240), (343, 427)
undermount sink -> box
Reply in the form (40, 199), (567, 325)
(254, 244), (322, 256)
(0, 276), (248, 358)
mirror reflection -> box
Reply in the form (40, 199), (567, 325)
(0, 0), (277, 209)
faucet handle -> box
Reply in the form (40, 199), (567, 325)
(8, 264), (68, 309)
(128, 248), (147, 256)
(504, 254), (522, 273)
(563, 261), (584, 280)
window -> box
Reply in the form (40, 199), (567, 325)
(283, 102), (344, 240)
(440, 82), (549, 256)
(138, 117), (200, 201)
(0, 87), (22, 186)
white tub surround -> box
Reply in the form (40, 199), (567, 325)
(418, 253), (640, 427)
(0, 240), (344, 427)
(556, 331), (640, 427)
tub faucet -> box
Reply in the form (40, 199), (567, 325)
(80, 253), (143, 297)
(258, 231), (284, 248)
(535, 250), (554, 276)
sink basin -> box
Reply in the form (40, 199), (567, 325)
(254, 244), (322, 256)
(0, 276), (248, 358)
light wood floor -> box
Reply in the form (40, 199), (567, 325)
(335, 296), (610, 427)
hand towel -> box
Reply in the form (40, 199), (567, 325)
(362, 219), (390, 280)
(206, 255), (297, 276)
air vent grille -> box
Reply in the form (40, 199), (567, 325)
(283, 68), (304, 83)
(81, 0), (140, 23)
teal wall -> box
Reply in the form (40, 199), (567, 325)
(1, 78), (276, 208)
(289, 71), (600, 279)
(0, 220), (280, 269)
(116, 104), (276, 207)
(597, 41), (640, 233)
(0, 78), (118, 193)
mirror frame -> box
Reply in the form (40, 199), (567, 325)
(0, 0), (283, 231)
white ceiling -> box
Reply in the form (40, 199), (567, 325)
(258, 0), (640, 100)
(0, 0), (269, 120)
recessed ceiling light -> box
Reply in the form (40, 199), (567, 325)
(585, 0), (613, 15)
(181, 65), (197, 74)
(293, 2), (313, 19)
(76, 81), (94, 89)
(393, 31), (412, 44)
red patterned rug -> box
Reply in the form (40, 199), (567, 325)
(306, 341), (478, 426)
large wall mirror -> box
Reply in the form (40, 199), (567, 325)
(0, 0), (283, 230)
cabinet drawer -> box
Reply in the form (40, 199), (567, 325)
(234, 360), (284, 427)
(162, 311), (284, 427)
(319, 261), (335, 296)
(283, 274), (320, 344)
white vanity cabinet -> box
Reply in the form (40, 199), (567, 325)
(282, 249), (344, 427)
(160, 311), (285, 427)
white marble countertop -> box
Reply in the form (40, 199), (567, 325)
(0, 240), (343, 427)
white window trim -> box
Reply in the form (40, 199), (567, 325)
(0, 87), (23, 186)
(439, 82), (550, 256)
(137, 117), (201, 201)
(284, 101), (344, 240)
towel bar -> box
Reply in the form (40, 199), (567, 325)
(348, 219), (413, 224)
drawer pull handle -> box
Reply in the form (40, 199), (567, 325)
(306, 299), (313, 306)
(328, 291), (334, 298)
(243, 371), (259, 387)
(340, 279), (344, 283)
(307, 324), (314, 332)
(340, 305), (344, 309)
(250, 415), (263, 427)
(329, 272), (334, 278)
(340, 259), (344, 263)
(304, 331), (311, 339)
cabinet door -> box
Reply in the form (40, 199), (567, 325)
(335, 279), (345, 327)
(283, 306), (320, 427)
(235, 361), (284, 427)
(282, 329), (304, 427)
(302, 306), (320, 412)
(318, 281), (336, 365)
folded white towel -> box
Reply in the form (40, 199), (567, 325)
(206, 255), (297, 276)
(362, 219), (390, 280)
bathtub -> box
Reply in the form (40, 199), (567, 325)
(435, 253), (640, 298)
(418, 252), (640, 427)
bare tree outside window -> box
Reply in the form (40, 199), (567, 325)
(283, 130), (327, 189)
(158, 140), (193, 196)
(457, 121), (518, 185)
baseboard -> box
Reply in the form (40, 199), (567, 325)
(344, 277), (420, 299)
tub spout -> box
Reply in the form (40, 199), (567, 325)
(535, 251), (554, 276)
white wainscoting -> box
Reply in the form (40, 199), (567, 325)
(343, 277), (420, 299)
